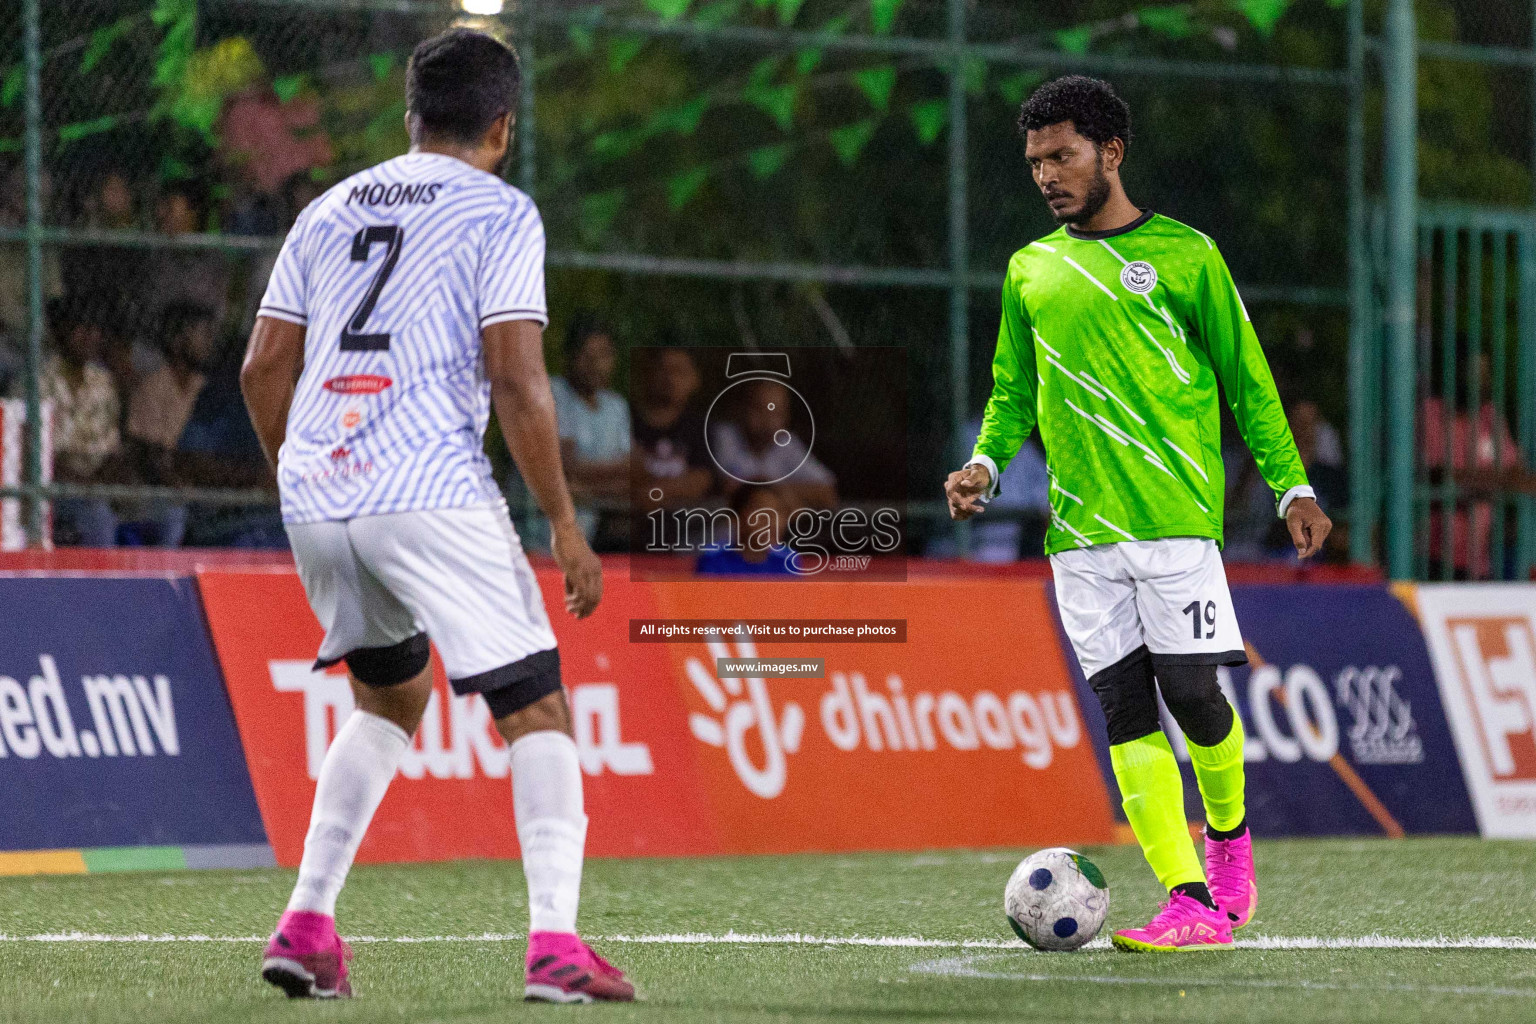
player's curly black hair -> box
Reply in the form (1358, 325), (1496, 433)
(406, 28), (521, 145)
(1017, 75), (1132, 149)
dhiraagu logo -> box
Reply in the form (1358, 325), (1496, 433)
(682, 631), (1084, 799)
(685, 635), (806, 799)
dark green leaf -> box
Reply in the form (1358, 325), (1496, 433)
(58, 115), (121, 144)
(795, 48), (823, 76)
(590, 126), (650, 161)
(748, 57), (781, 88)
(568, 25), (595, 54)
(747, 143), (792, 179)
(644, 0), (692, 22)
(608, 36), (646, 74)
(1139, 6), (1195, 40)
(579, 189), (625, 241)
(654, 94), (711, 135)
(1232, 0), (1291, 35)
(692, 0), (742, 28)
(776, 0), (809, 27)
(869, 0), (903, 35)
(272, 73), (308, 104)
(829, 119), (877, 165)
(744, 81), (797, 131)
(667, 166), (710, 209)
(853, 66), (897, 112)
(368, 53), (395, 82)
(964, 57), (987, 97)
(1, 66), (22, 110)
(82, 17), (137, 75)
(910, 98), (947, 145)
(1054, 26), (1092, 55)
(995, 70), (1043, 107)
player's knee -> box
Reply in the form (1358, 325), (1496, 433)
(1089, 647), (1162, 747)
(344, 634), (434, 733)
(1154, 662), (1232, 747)
(494, 690), (571, 745)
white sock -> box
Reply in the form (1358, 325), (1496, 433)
(510, 730), (588, 935)
(287, 710), (410, 916)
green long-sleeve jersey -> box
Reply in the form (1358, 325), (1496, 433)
(970, 211), (1309, 555)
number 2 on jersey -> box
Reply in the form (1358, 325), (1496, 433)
(340, 224), (404, 351)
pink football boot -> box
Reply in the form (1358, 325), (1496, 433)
(1206, 827), (1258, 928)
(1111, 891), (1234, 952)
(524, 931), (636, 1003)
(261, 910), (353, 998)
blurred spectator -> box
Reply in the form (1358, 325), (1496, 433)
(550, 317), (630, 542)
(143, 180), (231, 334)
(220, 86), (335, 197)
(632, 345), (713, 507)
(0, 164), (63, 395)
(1226, 399), (1347, 562)
(696, 484), (796, 576)
(61, 169), (148, 348)
(39, 298), (126, 547)
(1289, 400), (1345, 506)
(123, 302), (219, 547)
(964, 416), (1050, 561)
(1422, 351), (1536, 579)
(710, 378), (837, 510)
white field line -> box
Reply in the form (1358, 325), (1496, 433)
(911, 952), (1536, 999)
(3, 931), (1536, 952)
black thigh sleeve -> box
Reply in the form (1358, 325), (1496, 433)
(1087, 646), (1162, 746)
(451, 648), (563, 720)
(1154, 662), (1234, 747)
(321, 633), (431, 688)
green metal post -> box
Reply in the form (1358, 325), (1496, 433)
(1519, 230), (1536, 580)
(1491, 232), (1508, 577)
(22, 0), (44, 548)
(948, 0), (970, 554)
(1438, 227), (1457, 581)
(1346, 0), (1372, 565)
(518, 0), (535, 196)
(1383, 0), (1419, 579)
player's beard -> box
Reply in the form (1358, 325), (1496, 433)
(1053, 154), (1112, 226)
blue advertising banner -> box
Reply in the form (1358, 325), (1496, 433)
(1057, 583), (1477, 837)
(0, 576), (268, 850)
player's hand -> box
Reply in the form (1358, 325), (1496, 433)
(551, 520), (603, 618)
(1285, 496), (1332, 560)
(945, 464), (992, 521)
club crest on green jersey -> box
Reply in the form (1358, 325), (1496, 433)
(1120, 261), (1158, 294)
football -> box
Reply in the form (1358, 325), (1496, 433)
(1003, 847), (1110, 951)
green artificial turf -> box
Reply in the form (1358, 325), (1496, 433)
(2, 837), (1534, 1023)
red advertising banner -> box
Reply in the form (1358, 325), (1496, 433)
(197, 566), (1114, 866)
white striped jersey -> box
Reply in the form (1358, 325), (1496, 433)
(258, 152), (547, 524)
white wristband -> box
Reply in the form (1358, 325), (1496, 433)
(963, 453), (1001, 500)
(1277, 484), (1316, 519)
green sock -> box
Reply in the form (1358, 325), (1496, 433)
(1186, 708), (1247, 832)
(1109, 732), (1203, 890)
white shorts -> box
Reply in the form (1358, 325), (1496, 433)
(286, 501), (558, 694)
(1050, 537), (1247, 682)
